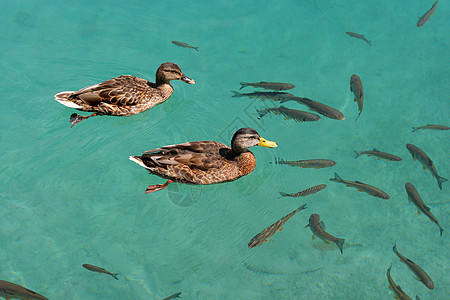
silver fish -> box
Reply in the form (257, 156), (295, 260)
(280, 184), (327, 197)
(412, 124), (449, 132)
(386, 264), (412, 300)
(257, 105), (321, 122)
(350, 74), (364, 121)
(171, 40), (199, 51)
(82, 264), (119, 280)
(0, 280), (48, 300)
(405, 182), (443, 236)
(346, 32), (371, 46)
(393, 243), (434, 290)
(354, 148), (402, 161)
(330, 172), (390, 199)
(239, 81), (295, 91)
(276, 158), (336, 169)
(417, 0), (439, 27)
(248, 204), (307, 248)
(162, 292), (182, 300)
(306, 214), (345, 254)
(281, 96), (345, 120)
(231, 90), (294, 101)
(406, 143), (447, 190)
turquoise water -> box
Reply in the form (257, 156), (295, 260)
(0, 0), (448, 299)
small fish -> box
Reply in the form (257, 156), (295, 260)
(171, 40), (199, 51)
(82, 264), (119, 280)
(239, 81), (295, 91)
(406, 144), (447, 190)
(346, 32), (371, 46)
(257, 105), (321, 122)
(350, 74), (364, 121)
(0, 280), (48, 300)
(386, 264), (412, 300)
(417, 0), (439, 27)
(392, 243), (434, 290)
(330, 172), (390, 199)
(412, 124), (450, 132)
(248, 204), (307, 248)
(281, 96), (345, 120)
(276, 158), (336, 169)
(405, 183), (443, 236)
(354, 148), (402, 161)
(162, 292), (182, 300)
(231, 90), (294, 101)
(280, 184), (327, 197)
(305, 214), (345, 254)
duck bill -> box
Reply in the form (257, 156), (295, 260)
(258, 137), (277, 148)
(181, 75), (195, 84)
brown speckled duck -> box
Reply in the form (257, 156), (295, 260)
(54, 62), (195, 127)
(129, 127), (277, 193)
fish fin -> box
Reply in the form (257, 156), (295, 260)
(437, 176), (448, 190)
(394, 296), (398, 300)
(323, 240), (331, 244)
(312, 235), (316, 240)
(319, 221), (326, 230)
(426, 157), (434, 166)
(373, 148), (380, 152)
(357, 189), (363, 192)
(346, 184), (351, 187)
(305, 224), (310, 228)
(388, 285), (391, 290)
(278, 227), (284, 231)
(423, 166), (426, 170)
(376, 158), (380, 160)
(111, 273), (119, 280)
(353, 98), (357, 102)
(330, 172), (343, 182)
(417, 210), (421, 215)
(336, 238), (345, 254)
(354, 151), (362, 159)
(231, 90), (242, 97)
(424, 205), (431, 211)
(355, 180), (365, 184)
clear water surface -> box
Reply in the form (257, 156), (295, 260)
(0, 0), (448, 299)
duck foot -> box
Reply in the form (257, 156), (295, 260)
(145, 180), (174, 194)
(70, 113), (97, 127)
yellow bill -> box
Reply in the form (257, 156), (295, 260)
(258, 137), (277, 148)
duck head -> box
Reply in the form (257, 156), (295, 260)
(231, 127), (277, 153)
(156, 62), (195, 85)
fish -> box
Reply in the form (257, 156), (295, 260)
(386, 264), (412, 300)
(0, 280), (48, 300)
(350, 74), (364, 121)
(406, 144), (447, 190)
(412, 124), (450, 132)
(392, 243), (434, 289)
(231, 90), (294, 101)
(279, 184), (327, 197)
(257, 105), (321, 122)
(405, 182), (443, 236)
(239, 81), (295, 91)
(330, 172), (390, 199)
(171, 40), (199, 51)
(354, 148), (402, 161)
(417, 0), (439, 27)
(82, 264), (119, 280)
(345, 32), (371, 46)
(306, 214), (345, 254)
(281, 96), (345, 120)
(275, 158), (336, 169)
(248, 204), (307, 248)
(162, 292), (182, 300)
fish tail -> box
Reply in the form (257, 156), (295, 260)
(355, 111), (361, 121)
(336, 238), (345, 254)
(239, 82), (248, 90)
(231, 90), (242, 97)
(279, 192), (289, 197)
(411, 127), (419, 132)
(330, 172), (342, 182)
(354, 151), (362, 159)
(367, 40), (372, 46)
(111, 273), (119, 280)
(275, 157), (284, 165)
(438, 224), (444, 237)
(392, 242), (398, 254)
(437, 176), (447, 190)
(194, 47), (199, 51)
(297, 203), (307, 212)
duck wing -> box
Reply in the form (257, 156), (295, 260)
(142, 141), (228, 170)
(69, 75), (155, 106)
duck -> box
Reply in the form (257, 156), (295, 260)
(54, 62), (195, 127)
(129, 127), (277, 193)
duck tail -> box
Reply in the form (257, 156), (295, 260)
(129, 156), (150, 170)
(54, 91), (83, 109)
(239, 82), (249, 90)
